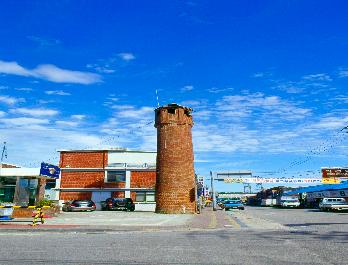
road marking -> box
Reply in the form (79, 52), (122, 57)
(224, 214), (241, 228)
(208, 212), (217, 229)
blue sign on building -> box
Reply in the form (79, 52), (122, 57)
(40, 162), (60, 179)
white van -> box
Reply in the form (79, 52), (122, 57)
(319, 198), (348, 211)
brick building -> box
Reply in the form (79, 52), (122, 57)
(57, 149), (157, 211)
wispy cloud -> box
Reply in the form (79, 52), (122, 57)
(181, 85), (194, 92)
(45, 90), (71, 96)
(0, 117), (50, 127)
(55, 120), (79, 127)
(0, 95), (25, 105)
(337, 68), (348, 78)
(71, 115), (86, 120)
(252, 72), (272, 78)
(117, 53), (136, 61)
(15, 87), (33, 92)
(114, 106), (153, 119)
(0, 60), (101, 84)
(302, 73), (332, 81)
(207, 87), (234, 93)
(27, 36), (61, 46)
(10, 107), (59, 117)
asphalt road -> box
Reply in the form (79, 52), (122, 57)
(0, 207), (346, 265)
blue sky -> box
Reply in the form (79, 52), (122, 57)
(1, 1), (348, 191)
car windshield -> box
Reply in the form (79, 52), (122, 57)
(226, 200), (241, 204)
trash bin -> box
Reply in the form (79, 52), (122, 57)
(0, 207), (14, 217)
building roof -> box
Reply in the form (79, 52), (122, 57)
(285, 181), (348, 195)
(57, 148), (156, 153)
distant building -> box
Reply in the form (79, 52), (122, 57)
(57, 149), (157, 211)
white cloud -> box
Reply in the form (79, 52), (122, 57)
(86, 64), (116, 74)
(117, 106), (153, 119)
(10, 107), (58, 117)
(0, 117), (49, 126)
(15, 87), (33, 91)
(45, 90), (71, 96)
(27, 36), (61, 46)
(71, 115), (86, 120)
(216, 92), (311, 121)
(302, 73), (332, 81)
(0, 60), (101, 85)
(0, 60), (32, 76)
(207, 87), (234, 93)
(117, 53), (136, 61)
(337, 69), (348, 78)
(0, 111), (6, 117)
(0, 95), (25, 105)
(181, 85), (194, 92)
(55, 120), (78, 127)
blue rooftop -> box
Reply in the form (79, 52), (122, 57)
(285, 181), (348, 195)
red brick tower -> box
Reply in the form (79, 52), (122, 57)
(154, 103), (196, 214)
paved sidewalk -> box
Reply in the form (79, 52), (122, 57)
(0, 207), (237, 232)
(187, 207), (241, 229)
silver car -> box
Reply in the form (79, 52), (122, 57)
(62, 200), (96, 212)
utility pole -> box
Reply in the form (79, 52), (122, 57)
(0, 142), (7, 176)
(210, 171), (217, 211)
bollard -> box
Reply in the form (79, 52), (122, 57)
(31, 207), (45, 226)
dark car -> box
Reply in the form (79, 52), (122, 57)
(62, 200), (96, 212)
(101, 198), (135, 211)
(222, 200), (245, 211)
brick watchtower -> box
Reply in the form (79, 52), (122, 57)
(154, 103), (196, 214)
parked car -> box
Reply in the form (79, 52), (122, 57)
(101, 198), (135, 211)
(222, 200), (245, 211)
(319, 198), (348, 211)
(275, 196), (300, 208)
(62, 200), (96, 212)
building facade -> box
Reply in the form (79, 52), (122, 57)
(57, 149), (157, 211)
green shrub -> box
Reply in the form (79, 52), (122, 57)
(37, 199), (56, 208)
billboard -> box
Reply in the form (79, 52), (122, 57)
(321, 168), (348, 184)
(322, 168), (348, 178)
(40, 162), (60, 179)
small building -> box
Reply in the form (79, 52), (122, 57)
(57, 149), (157, 211)
(0, 163), (56, 205)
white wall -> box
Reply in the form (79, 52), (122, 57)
(108, 151), (156, 165)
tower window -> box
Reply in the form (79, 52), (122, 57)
(168, 108), (176, 114)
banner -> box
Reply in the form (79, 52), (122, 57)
(40, 162), (60, 179)
(223, 178), (322, 184)
(322, 178), (341, 184)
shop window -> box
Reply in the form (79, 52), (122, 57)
(135, 192), (155, 202)
(106, 171), (126, 183)
(136, 192), (146, 202)
(146, 192), (155, 202)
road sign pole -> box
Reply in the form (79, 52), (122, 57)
(211, 171), (217, 211)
